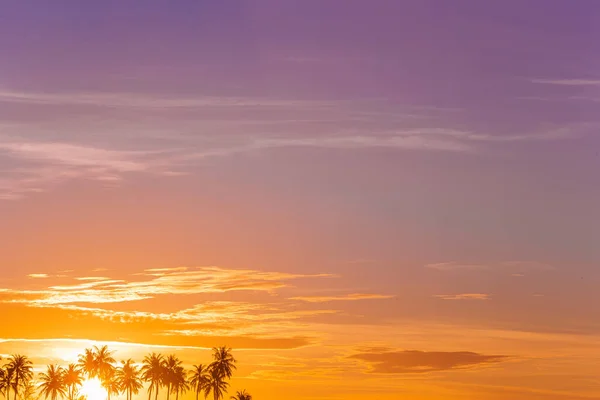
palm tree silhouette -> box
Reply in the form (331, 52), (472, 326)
(100, 367), (120, 400)
(38, 365), (67, 400)
(163, 356), (182, 400)
(209, 348), (236, 381)
(5, 355), (33, 400)
(117, 360), (143, 400)
(188, 365), (209, 400)
(0, 367), (12, 400)
(62, 364), (83, 400)
(229, 390), (252, 400)
(205, 369), (229, 400)
(93, 346), (116, 382)
(102, 368), (120, 400)
(170, 366), (188, 400)
(77, 349), (97, 379)
(19, 380), (36, 400)
(141, 353), (165, 400)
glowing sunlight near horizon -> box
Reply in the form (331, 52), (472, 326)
(80, 378), (106, 400)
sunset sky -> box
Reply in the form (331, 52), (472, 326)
(2, 1), (600, 399)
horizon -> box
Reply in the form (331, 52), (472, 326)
(2, 1), (600, 399)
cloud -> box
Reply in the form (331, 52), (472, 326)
(425, 262), (490, 271)
(0, 138), (170, 200)
(434, 294), (490, 301)
(531, 78), (600, 86)
(27, 274), (50, 279)
(0, 267), (334, 306)
(0, 87), (584, 200)
(425, 261), (554, 272)
(290, 293), (394, 303)
(349, 349), (508, 374)
(0, 90), (331, 109)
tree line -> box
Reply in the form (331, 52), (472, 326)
(0, 346), (252, 400)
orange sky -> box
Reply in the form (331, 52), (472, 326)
(3, 1), (600, 399)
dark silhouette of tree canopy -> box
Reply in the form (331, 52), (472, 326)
(189, 364), (210, 400)
(77, 349), (97, 379)
(5, 355), (33, 400)
(205, 368), (229, 400)
(163, 355), (183, 400)
(62, 364), (83, 400)
(0, 346), (239, 400)
(93, 346), (116, 382)
(171, 366), (188, 400)
(230, 390), (252, 400)
(38, 365), (66, 400)
(117, 359), (143, 400)
(141, 353), (165, 400)
(0, 366), (12, 400)
(209, 348), (236, 381)
(102, 368), (121, 400)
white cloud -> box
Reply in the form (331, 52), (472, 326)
(0, 88), (586, 200)
(531, 78), (600, 86)
(434, 294), (490, 301)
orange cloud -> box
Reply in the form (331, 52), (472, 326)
(290, 293), (394, 302)
(349, 349), (508, 373)
(0, 267), (334, 306)
(434, 294), (490, 301)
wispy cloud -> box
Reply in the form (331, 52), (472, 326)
(349, 349), (508, 374)
(0, 88), (585, 200)
(425, 261), (554, 272)
(434, 294), (490, 301)
(1, 267), (334, 306)
(290, 293), (394, 303)
(27, 274), (50, 279)
(425, 262), (490, 271)
(531, 78), (600, 86)
(0, 90), (331, 109)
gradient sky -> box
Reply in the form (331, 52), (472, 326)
(2, 1), (600, 399)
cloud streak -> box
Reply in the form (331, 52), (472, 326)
(290, 293), (394, 303)
(434, 293), (490, 301)
(0, 88), (585, 200)
(531, 78), (600, 86)
(0, 267), (334, 306)
(349, 349), (508, 373)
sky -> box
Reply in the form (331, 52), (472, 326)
(1, 1), (600, 399)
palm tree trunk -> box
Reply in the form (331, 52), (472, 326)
(148, 386), (153, 400)
(154, 385), (159, 400)
(166, 385), (170, 400)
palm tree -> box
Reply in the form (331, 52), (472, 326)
(38, 365), (66, 400)
(101, 368), (120, 400)
(62, 364), (83, 400)
(204, 369), (228, 400)
(141, 353), (164, 400)
(19, 380), (36, 400)
(170, 367), (188, 400)
(209, 348), (236, 381)
(77, 349), (97, 379)
(163, 356), (182, 400)
(92, 346), (116, 381)
(188, 365), (209, 400)
(5, 355), (33, 400)
(0, 367), (11, 400)
(230, 391), (252, 400)
(117, 360), (143, 400)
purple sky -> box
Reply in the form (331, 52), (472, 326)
(1, 2), (600, 399)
